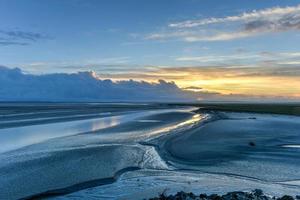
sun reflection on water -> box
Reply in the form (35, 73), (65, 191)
(146, 113), (206, 138)
(91, 116), (120, 132)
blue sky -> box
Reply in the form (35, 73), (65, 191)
(1, 0), (299, 69)
(1, 0), (300, 100)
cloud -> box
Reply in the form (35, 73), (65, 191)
(176, 54), (260, 63)
(147, 4), (300, 41)
(175, 51), (300, 67)
(86, 63), (300, 100)
(0, 30), (50, 46)
(155, 65), (300, 78)
(0, 65), (298, 102)
(169, 5), (300, 28)
(0, 41), (29, 46)
(183, 31), (259, 42)
(0, 66), (196, 102)
(182, 86), (203, 92)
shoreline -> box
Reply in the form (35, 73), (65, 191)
(1, 105), (300, 199)
(171, 103), (300, 116)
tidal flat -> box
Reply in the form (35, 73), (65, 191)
(0, 103), (299, 200)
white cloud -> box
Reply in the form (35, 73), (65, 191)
(147, 4), (300, 42)
(278, 61), (300, 65)
(176, 53), (260, 62)
(175, 51), (300, 67)
(183, 31), (257, 42)
(169, 4), (300, 28)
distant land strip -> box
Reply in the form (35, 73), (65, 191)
(170, 103), (300, 116)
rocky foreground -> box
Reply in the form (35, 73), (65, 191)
(148, 189), (300, 200)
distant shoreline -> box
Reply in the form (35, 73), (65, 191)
(0, 102), (299, 116)
(168, 103), (300, 116)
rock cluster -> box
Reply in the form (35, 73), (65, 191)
(148, 189), (299, 200)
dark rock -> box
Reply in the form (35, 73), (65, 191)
(277, 195), (294, 200)
(222, 191), (252, 200)
(148, 189), (296, 200)
(253, 189), (263, 196)
(177, 191), (187, 199)
(166, 194), (175, 200)
(209, 194), (222, 200)
(249, 141), (256, 147)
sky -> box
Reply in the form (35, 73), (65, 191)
(0, 0), (300, 101)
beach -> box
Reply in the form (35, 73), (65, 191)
(0, 103), (299, 199)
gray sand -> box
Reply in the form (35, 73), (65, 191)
(1, 105), (300, 200)
(161, 112), (300, 181)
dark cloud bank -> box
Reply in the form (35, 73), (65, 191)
(0, 66), (197, 102)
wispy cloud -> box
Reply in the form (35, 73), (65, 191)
(176, 53), (260, 63)
(0, 41), (28, 46)
(13, 56), (134, 74)
(147, 4), (300, 41)
(169, 5), (300, 28)
(175, 51), (300, 66)
(0, 30), (50, 46)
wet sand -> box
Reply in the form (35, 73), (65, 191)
(160, 112), (300, 181)
(0, 105), (198, 199)
(0, 104), (300, 199)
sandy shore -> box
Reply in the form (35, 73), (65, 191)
(159, 112), (300, 181)
(0, 104), (300, 199)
